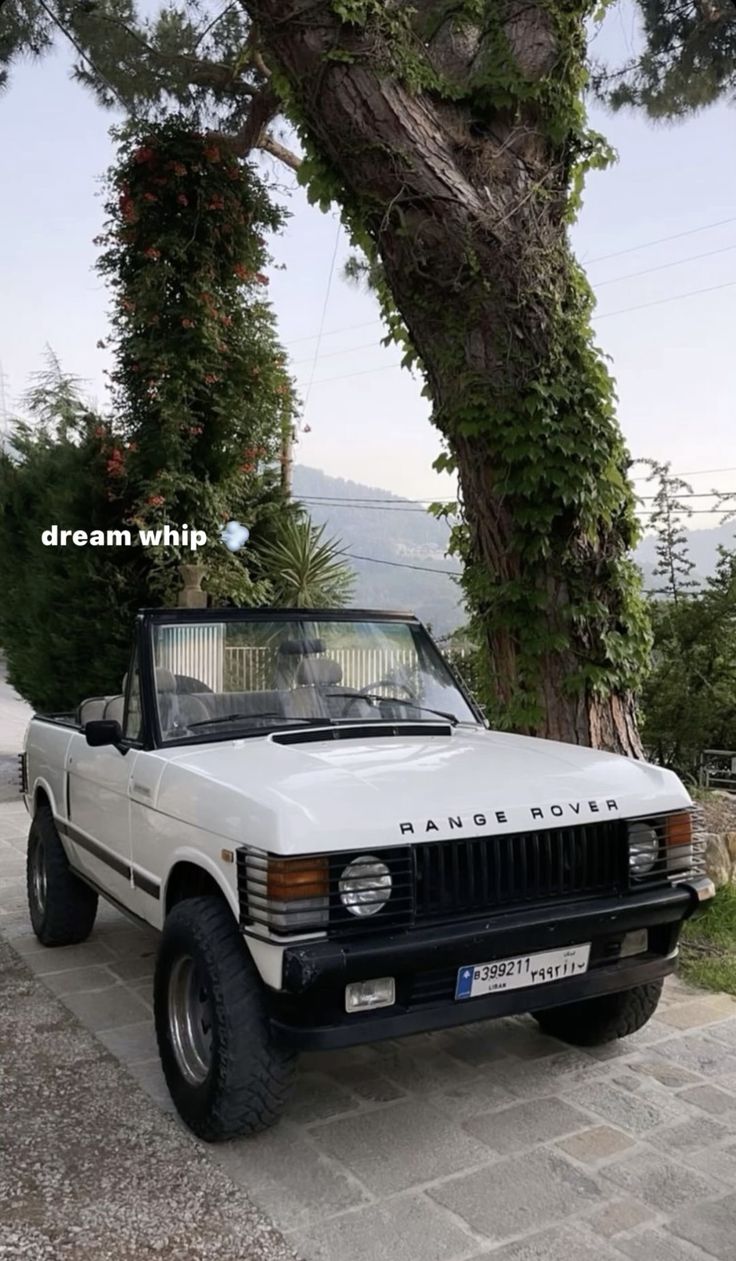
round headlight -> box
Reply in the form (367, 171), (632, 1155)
(339, 856), (392, 917)
(628, 822), (659, 875)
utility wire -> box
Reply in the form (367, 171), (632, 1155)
(285, 216), (736, 349)
(36, 0), (127, 109)
(294, 279), (736, 387)
(290, 242), (736, 368)
(584, 216), (736, 266)
(594, 242), (736, 289)
(347, 552), (462, 576)
(300, 489), (736, 507)
(302, 219), (341, 410)
(595, 278), (736, 321)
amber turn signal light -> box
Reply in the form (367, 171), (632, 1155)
(665, 812), (693, 847)
(267, 857), (329, 902)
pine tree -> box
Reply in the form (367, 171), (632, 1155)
(639, 460), (699, 602)
(594, 1), (736, 118)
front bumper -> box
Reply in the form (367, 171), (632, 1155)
(267, 877), (714, 1049)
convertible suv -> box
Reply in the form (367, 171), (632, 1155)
(21, 607), (713, 1140)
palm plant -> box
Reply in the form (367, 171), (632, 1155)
(255, 517), (354, 609)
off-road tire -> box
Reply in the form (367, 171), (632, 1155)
(154, 895), (296, 1142)
(26, 805), (98, 946)
(532, 980), (664, 1047)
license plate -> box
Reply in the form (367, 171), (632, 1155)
(455, 943), (591, 1000)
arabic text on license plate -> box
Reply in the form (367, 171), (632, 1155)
(455, 943), (591, 1000)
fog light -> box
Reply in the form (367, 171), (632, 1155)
(620, 929), (649, 958)
(345, 977), (395, 1013)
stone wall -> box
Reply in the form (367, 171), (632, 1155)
(703, 832), (736, 888)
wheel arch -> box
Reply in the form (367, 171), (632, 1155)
(32, 778), (59, 819)
(164, 855), (239, 921)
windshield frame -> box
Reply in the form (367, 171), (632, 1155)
(141, 607), (484, 748)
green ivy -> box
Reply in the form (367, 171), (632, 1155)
(272, 3), (653, 732)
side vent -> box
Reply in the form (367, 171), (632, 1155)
(18, 752), (28, 796)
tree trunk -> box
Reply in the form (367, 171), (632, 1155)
(243, 1), (650, 754)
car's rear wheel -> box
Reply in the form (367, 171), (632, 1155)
(154, 895), (296, 1141)
(532, 979), (664, 1047)
(27, 805), (98, 946)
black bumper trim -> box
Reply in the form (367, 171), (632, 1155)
(271, 952), (678, 1050)
(280, 882), (700, 995)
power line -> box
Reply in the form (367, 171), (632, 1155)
(302, 489), (736, 507)
(294, 280), (736, 387)
(286, 319), (380, 347)
(297, 252), (736, 365)
(306, 499), (733, 518)
(595, 242), (736, 289)
(347, 552), (462, 576)
(302, 218), (341, 410)
(596, 277), (736, 321)
(35, 0), (127, 110)
(584, 216), (736, 266)
(285, 217), (736, 350)
(295, 361), (405, 387)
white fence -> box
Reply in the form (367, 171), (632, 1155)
(224, 646), (418, 693)
(700, 750), (736, 793)
(155, 626), (465, 696)
(156, 624), (225, 691)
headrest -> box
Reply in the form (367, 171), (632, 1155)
(295, 658), (342, 686)
(278, 637), (325, 656)
(156, 667), (177, 692)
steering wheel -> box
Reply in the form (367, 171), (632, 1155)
(359, 680), (415, 699)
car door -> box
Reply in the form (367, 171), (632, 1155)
(65, 667), (140, 910)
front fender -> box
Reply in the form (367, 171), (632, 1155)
(163, 845), (240, 923)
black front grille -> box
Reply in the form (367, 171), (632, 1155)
(414, 821), (629, 922)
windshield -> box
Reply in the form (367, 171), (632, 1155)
(151, 615), (478, 742)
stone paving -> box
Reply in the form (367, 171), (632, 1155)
(3, 794), (736, 1261)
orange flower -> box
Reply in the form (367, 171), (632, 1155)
(181, 317), (195, 328)
(171, 161), (188, 176)
(143, 192), (158, 203)
(206, 194), (225, 211)
(147, 495), (165, 507)
(133, 146), (155, 165)
(203, 144), (221, 162)
(143, 246), (160, 260)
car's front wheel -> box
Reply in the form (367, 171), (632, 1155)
(154, 895), (296, 1141)
(532, 979), (664, 1047)
(27, 805), (98, 946)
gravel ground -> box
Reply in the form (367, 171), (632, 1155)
(0, 935), (299, 1261)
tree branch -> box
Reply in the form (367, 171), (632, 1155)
(258, 131), (302, 170)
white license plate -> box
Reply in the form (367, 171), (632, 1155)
(455, 943), (591, 1000)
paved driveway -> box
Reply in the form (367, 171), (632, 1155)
(2, 795), (736, 1261)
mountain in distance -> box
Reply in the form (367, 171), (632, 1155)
(294, 465), (736, 635)
(292, 465), (460, 634)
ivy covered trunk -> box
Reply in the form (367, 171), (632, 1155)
(244, 0), (651, 754)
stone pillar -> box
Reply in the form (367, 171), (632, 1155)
(178, 564), (207, 608)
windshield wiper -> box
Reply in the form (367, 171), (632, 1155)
(186, 712), (327, 730)
(326, 691), (458, 727)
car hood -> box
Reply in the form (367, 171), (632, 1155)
(154, 724), (691, 855)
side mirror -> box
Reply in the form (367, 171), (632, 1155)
(84, 719), (123, 748)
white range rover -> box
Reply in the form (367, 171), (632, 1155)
(21, 607), (713, 1140)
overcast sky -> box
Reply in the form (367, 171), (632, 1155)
(1, 2), (735, 526)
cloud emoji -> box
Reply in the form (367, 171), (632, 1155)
(220, 520), (250, 552)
